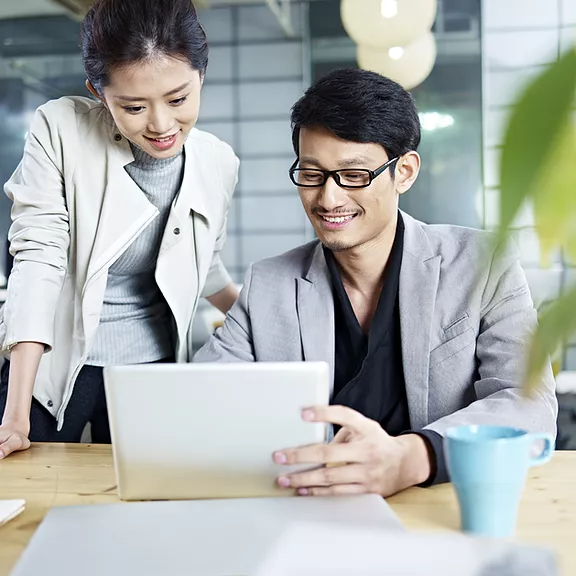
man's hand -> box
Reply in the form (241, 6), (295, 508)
(0, 420), (31, 459)
(273, 405), (432, 497)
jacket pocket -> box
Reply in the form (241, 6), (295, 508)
(442, 313), (470, 339)
(429, 327), (475, 368)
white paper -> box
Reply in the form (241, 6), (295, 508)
(254, 522), (558, 576)
(0, 499), (25, 527)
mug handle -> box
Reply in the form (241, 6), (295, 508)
(528, 433), (555, 466)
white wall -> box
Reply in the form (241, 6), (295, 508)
(191, 3), (312, 348)
(481, 0), (576, 369)
(195, 3), (313, 285)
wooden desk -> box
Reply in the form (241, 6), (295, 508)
(1, 444), (575, 575)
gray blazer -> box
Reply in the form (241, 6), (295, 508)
(195, 211), (557, 437)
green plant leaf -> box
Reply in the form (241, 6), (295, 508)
(532, 122), (576, 266)
(566, 233), (576, 265)
(498, 48), (576, 240)
(525, 284), (576, 393)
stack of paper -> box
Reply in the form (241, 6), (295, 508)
(255, 522), (558, 576)
(0, 499), (25, 527)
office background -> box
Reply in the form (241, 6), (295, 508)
(0, 0), (574, 372)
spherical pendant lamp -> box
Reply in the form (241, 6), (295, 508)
(356, 31), (437, 90)
(341, 0), (438, 49)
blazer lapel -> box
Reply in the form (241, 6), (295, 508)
(155, 137), (213, 249)
(156, 137), (216, 355)
(399, 211), (441, 430)
(86, 127), (158, 281)
(297, 244), (336, 392)
(171, 136), (214, 267)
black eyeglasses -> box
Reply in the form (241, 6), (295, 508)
(289, 156), (399, 189)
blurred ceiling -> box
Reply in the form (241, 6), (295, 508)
(0, 0), (65, 19)
(0, 0), (298, 50)
(0, 0), (295, 20)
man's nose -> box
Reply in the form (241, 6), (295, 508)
(316, 176), (348, 211)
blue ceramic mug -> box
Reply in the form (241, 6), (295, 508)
(444, 425), (554, 538)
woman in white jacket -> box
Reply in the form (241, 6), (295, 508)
(0, 0), (239, 458)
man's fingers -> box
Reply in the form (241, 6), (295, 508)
(302, 405), (378, 435)
(331, 427), (353, 443)
(274, 440), (363, 466)
(277, 463), (367, 489)
(298, 483), (367, 497)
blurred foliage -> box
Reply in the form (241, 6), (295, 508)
(498, 46), (576, 391)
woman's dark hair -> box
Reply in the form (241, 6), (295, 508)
(291, 68), (421, 167)
(81, 0), (208, 94)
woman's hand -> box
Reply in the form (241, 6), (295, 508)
(206, 282), (239, 315)
(0, 420), (31, 459)
(0, 341), (44, 458)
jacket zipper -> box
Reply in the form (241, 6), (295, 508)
(56, 209), (159, 429)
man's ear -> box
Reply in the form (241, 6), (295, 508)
(394, 151), (421, 195)
(86, 80), (104, 103)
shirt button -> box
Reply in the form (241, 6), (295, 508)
(173, 227), (181, 235)
(114, 134), (122, 141)
(47, 400), (53, 407)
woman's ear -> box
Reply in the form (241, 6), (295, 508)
(86, 80), (104, 104)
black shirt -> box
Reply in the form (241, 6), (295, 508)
(324, 213), (448, 486)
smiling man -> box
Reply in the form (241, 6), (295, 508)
(194, 68), (557, 496)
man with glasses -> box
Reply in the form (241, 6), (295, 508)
(195, 68), (557, 497)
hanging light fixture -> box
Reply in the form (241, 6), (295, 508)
(356, 32), (437, 90)
(341, 0), (437, 49)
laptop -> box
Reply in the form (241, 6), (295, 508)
(11, 496), (405, 576)
(103, 362), (330, 501)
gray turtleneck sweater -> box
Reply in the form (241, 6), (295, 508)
(87, 144), (184, 366)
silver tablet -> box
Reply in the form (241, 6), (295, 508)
(103, 362), (330, 501)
